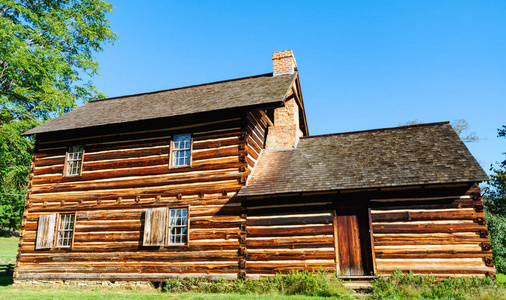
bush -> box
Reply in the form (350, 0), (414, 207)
(372, 270), (506, 300)
(485, 209), (506, 274)
(162, 269), (352, 298)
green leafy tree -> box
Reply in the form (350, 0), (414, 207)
(0, 0), (117, 232)
(484, 125), (506, 274)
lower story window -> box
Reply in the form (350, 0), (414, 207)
(57, 213), (75, 247)
(169, 208), (188, 245)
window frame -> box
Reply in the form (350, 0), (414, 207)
(169, 134), (193, 169)
(55, 213), (76, 249)
(142, 206), (190, 247)
(167, 206), (190, 246)
(64, 145), (85, 177)
(35, 212), (76, 250)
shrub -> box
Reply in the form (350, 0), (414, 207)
(485, 210), (506, 274)
(372, 270), (506, 300)
(162, 269), (353, 298)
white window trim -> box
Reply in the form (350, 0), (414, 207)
(169, 134), (192, 168)
(56, 213), (75, 248)
(168, 207), (189, 245)
(64, 145), (84, 176)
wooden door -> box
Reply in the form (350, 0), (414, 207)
(335, 208), (374, 276)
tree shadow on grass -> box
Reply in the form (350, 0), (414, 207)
(0, 275), (13, 286)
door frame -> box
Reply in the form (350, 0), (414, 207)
(333, 201), (377, 276)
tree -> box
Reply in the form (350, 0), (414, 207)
(484, 125), (506, 274)
(0, 0), (117, 232)
(401, 119), (479, 143)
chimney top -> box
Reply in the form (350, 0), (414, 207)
(272, 49), (297, 76)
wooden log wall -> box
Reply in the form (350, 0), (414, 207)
(245, 110), (268, 170)
(245, 194), (336, 278)
(15, 114), (254, 281)
(370, 184), (495, 277)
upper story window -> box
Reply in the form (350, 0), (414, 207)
(65, 145), (84, 176)
(56, 213), (75, 248)
(171, 134), (191, 167)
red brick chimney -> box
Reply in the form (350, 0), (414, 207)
(265, 49), (303, 149)
(272, 49), (297, 76)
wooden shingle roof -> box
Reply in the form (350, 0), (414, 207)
(25, 73), (297, 135)
(239, 122), (488, 196)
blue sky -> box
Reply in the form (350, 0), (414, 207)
(92, 1), (506, 174)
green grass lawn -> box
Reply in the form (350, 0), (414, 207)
(0, 237), (19, 265)
(0, 286), (348, 300)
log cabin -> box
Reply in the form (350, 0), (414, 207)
(14, 50), (493, 283)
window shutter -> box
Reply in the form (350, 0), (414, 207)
(143, 208), (167, 246)
(35, 214), (56, 249)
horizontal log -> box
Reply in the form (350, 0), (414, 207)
(191, 206), (243, 217)
(29, 181), (243, 202)
(19, 242), (241, 253)
(191, 218), (244, 229)
(19, 250), (240, 263)
(84, 147), (169, 162)
(371, 198), (477, 210)
(192, 129), (244, 141)
(21, 204), (241, 222)
(248, 251), (335, 261)
(193, 136), (242, 150)
(23, 221), (142, 232)
(84, 156), (168, 172)
(246, 236), (334, 249)
(84, 139), (170, 154)
(375, 251), (492, 259)
(33, 165), (64, 176)
(373, 222), (486, 234)
(192, 147), (243, 161)
(374, 244), (492, 258)
(372, 209), (483, 222)
(34, 157), (65, 168)
(373, 233), (489, 246)
(23, 232), (140, 244)
(16, 263), (240, 274)
(247, 225), (334, 237)
(27, 196), (242, 213)
(15, 272), (239, 281)
(32, 170), (243, 194)
(376, 258), (495, 274)
(247, 215), (333, 226)
(190, 229), (241, 241)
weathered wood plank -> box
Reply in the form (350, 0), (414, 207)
(247, 225), (334, 237)
(373, 222), (486, 234)
(247, 215), (333, 226)
(372, 209), (483, 222)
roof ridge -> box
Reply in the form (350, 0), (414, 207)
(300, 121), (451, 140)
(91, 72), (277, 103)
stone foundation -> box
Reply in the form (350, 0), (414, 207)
(13, 279), (154, 289)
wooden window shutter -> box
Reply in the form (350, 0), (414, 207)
(143, 207), (167, 246)
(35, 214), (56, 249)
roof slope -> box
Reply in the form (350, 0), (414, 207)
(239, 122), (488, 196)
(25, 73), (296, 135)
